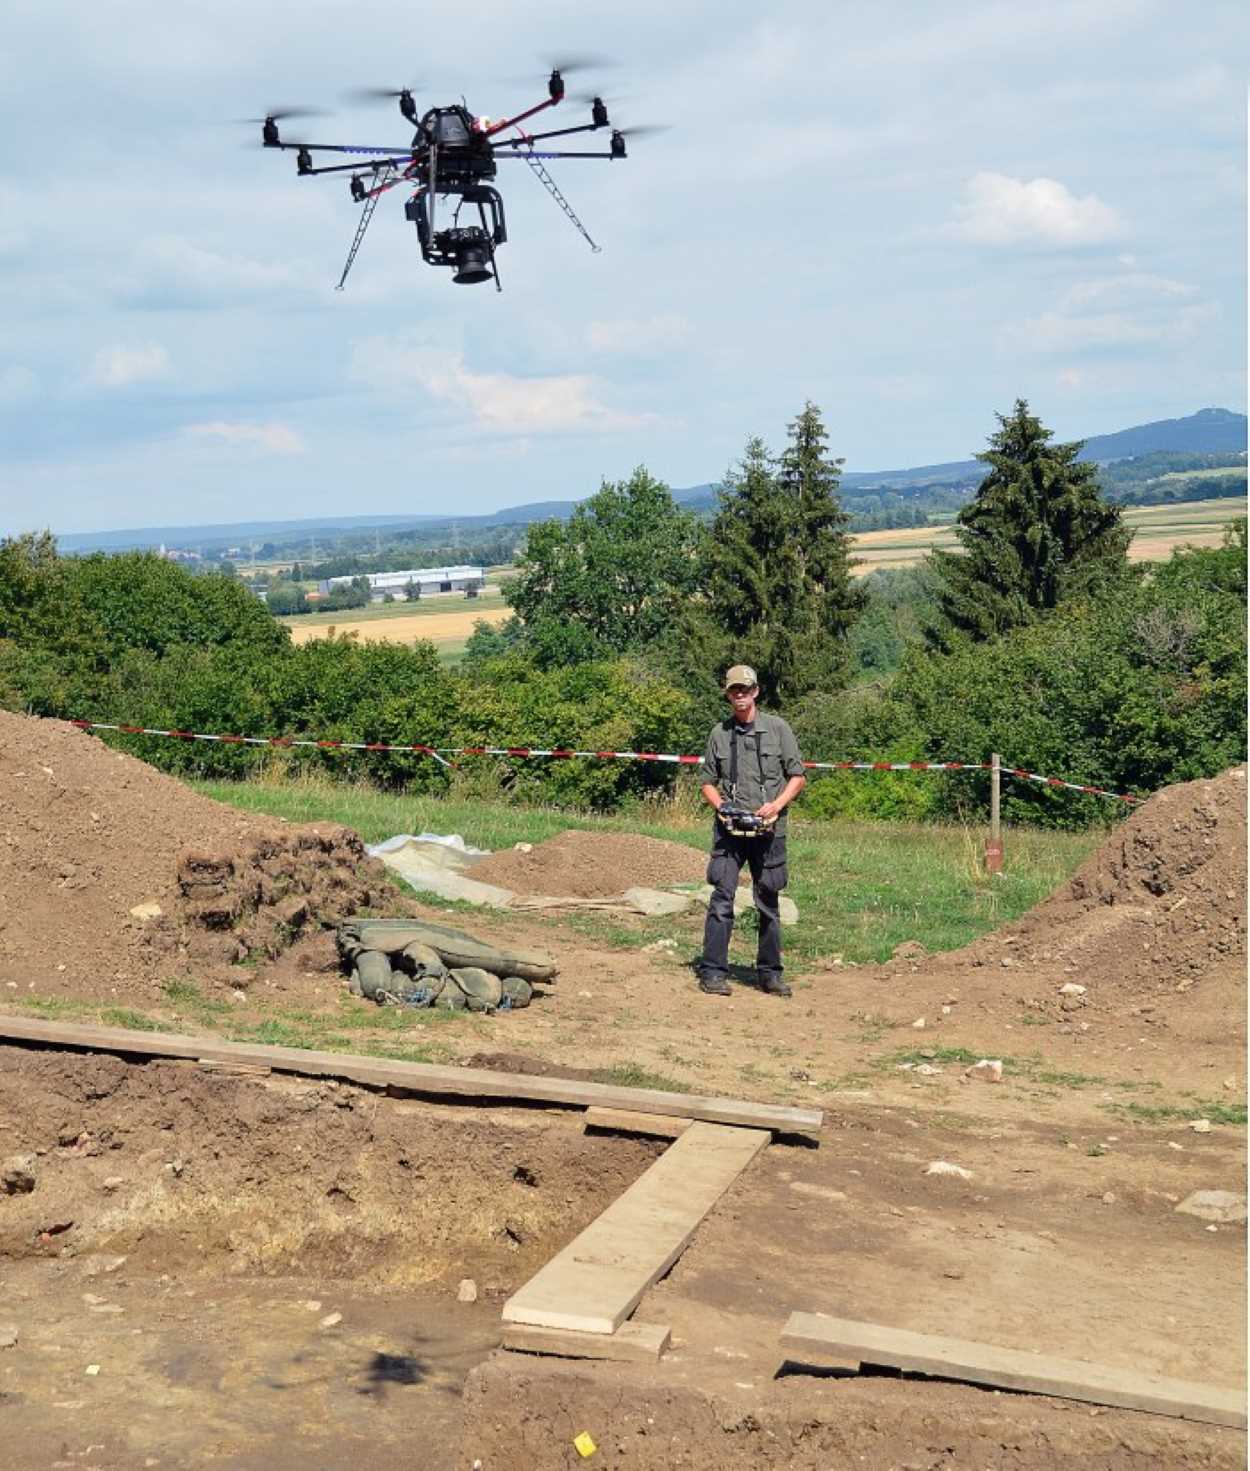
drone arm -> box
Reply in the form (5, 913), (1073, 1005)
(268, 140), (419, 158)
(297, 155), (414, 177)
(493, 149), (618, 160)
(492, 120), (605, 147)
(483, 94), (560, 138)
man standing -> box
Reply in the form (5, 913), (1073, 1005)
(697, 665), (806, 997)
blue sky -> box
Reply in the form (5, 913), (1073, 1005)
(1, 0), (1245, 535)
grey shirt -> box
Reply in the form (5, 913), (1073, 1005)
(699, 711), (805, 835)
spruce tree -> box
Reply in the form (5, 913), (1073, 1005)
(930, 399), (1132, 647)
(703, 405), (864, 705)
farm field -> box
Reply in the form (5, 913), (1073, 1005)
(851, 495), (1245, 573)
(281, 500), (1245, 651)
(283, 588), (509, 654)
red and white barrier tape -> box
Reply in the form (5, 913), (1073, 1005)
(66, 720), (1144, 804)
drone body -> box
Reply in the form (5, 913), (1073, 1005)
(256, 69), (644, 291)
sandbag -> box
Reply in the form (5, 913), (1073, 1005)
(398, 941), (447, 980)
(354, 949), (394, 1001)
(337, 918), (557, 983)
(449, 966), (503, 1013)
(500, 975), (533, 1009)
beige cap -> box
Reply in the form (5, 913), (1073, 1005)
(722, 664), (758, 691)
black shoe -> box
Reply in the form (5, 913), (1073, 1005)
(758, 972), (791, 998)
(698, 972), (732, 996)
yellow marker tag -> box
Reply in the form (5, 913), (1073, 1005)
(573, 1431), (597, 1458)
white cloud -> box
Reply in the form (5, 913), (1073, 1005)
(183, 421), (306, 454)
(349, 338), (656, 434)
(587, 314), (692, 354)
(1061, 273), (1196, 309)
(88, 342), (172, 388)
(119, 235), (322, 307)
(948, 172), (1124, 247)
(1017, 302), (1217, 353)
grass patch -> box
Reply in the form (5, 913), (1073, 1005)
(193, 772), (1098, 967)
(10, 996), (88, 1020)
(591, 1062), (691, 1093)
(1106, 1099), (1247, 1127)
(883, 1045), (995, 1070)
(99, 1008), (172, 1033)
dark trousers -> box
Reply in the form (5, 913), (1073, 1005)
(700, 829), (788, 980)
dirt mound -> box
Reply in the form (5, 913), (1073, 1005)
(469, 828), (707, 898)
(863, 766), (1248, 1050)
(0, 712), (395, 1001)
(975, 765), (1246, 994)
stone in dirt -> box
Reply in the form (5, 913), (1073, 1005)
(1175, 1191), (1247, 1224)
(2, 1155), (37, 1194)
(458, 1279), (479, 1303)
(0, 1324), (17, 1348)
(924, 1161), (973, 1180)
(965, 1059), (1004, 1083)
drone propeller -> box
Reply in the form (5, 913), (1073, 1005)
(343, 85), (425, 103)
(502, 54), (618, 86)
(612, 124), (669, 139)
(231, 106), (327, 123)
(548, 54), (618, 74)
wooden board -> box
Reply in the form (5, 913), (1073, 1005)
(502, 1320), (670, 1363)
(0, 1015), (820, 1134)
(584, 1107), (691, 1139)
(503, 1121), (767, 1335)
(780, 1313), (1247, 1430)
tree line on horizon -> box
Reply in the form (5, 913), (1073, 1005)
(0, 398), (1244, 828)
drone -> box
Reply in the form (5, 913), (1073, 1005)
(250, 65), (655, 292)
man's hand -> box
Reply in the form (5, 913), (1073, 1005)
(754, 799), (783, 822)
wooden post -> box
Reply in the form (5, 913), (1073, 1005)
(985, 752), (1004, 873)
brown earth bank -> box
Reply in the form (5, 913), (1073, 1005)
(469, 827), (710, 897)
(0, 1050), (657, 1468)
(459, 1356), (1245, 1470)
(0, 1047), (1243, 1468)
(0, 710), (410, 1002)
(0, 713), (1245, 1465)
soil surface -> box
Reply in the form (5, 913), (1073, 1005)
(0, 1052), (658, 1468)
(0, 711), (405, 1002)
(0, 713), (1244, 1466)
(469, 827), (710, 897)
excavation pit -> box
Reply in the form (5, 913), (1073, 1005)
(0, 1045), (660, 1468)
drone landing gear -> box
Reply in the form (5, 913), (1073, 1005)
(407, 183), (506, 291)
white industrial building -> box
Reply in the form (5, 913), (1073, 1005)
(318, 565), (486, 602)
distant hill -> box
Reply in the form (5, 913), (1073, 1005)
(45, 407), (1247, 553)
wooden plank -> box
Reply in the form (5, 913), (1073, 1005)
(503, 1121), (766, 1334)
(502, 1320), (670, 1363)
(780, 1313), (1247, 1430)
(0, 1015), (820, 1134)
(584, 1106), (692, 1139)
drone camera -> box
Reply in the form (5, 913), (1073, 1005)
(445, 226), (494, 285)
(591, 96), (608, 128)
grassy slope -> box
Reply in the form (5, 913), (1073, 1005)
(193, 774), (1099, 969)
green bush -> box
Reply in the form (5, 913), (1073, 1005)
(862, 535), (1246, 826)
